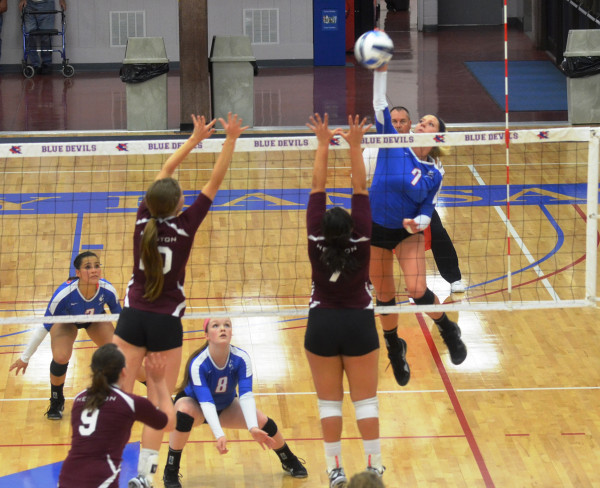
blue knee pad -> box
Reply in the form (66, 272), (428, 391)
(175, 411), (195, 433)
(50, 360), (69, 377)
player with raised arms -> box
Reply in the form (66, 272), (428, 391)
(305, 113), (385, 487)
(112, 112), (248, 488)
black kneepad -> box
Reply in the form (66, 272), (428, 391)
(376, 298), (395, 316)
(50, 360), (69, 377)
(262, 417), (278, 437)
(176, 411), (195, 433)
(413, 288), (435, 305)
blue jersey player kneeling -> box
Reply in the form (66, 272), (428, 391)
(162, 317), (308, 487)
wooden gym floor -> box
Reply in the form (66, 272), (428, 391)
(0, 131), (599, 488)
(1, 3), (599, 488)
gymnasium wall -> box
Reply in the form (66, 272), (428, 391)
(0, 0), (313, 65)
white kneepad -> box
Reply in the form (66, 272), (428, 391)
(317, 399), (343, 419)
(353, 397), (379, 420)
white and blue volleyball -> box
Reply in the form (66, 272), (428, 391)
(354, 30), (394, 69)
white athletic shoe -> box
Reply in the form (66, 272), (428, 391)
(450, 280), (466, 293)
(328, 467), (348, 487)
(128, 475), (152, 488)
(367, 464), (386, 477)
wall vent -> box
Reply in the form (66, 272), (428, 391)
(110, 11), (146, 48)
(243, 9), (279, 44)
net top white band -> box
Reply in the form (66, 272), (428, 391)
(0, 127), (595, 158)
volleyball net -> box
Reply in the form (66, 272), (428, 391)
(0, 126), (598, 326)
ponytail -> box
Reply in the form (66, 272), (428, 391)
(84, 343), (125, 410)
(140, 218), (164, 302)
(320, 206), (357, 276)
(141, 177), (182, 302)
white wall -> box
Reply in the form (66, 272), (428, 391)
(0, 0), (313, 65)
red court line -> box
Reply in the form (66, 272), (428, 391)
(417, 312), (495, 488)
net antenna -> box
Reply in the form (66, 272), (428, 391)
(503, 0), (512, 295)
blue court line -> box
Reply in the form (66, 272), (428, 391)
(461, 204), (565, 290)
(69, 213), (85, 277)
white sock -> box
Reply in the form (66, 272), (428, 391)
(363, 439), (383, 470)
(138, 448), (159, 483)
(324, 440), (343, 472)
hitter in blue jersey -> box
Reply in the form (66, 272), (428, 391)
(369, 60), (467, 389)
(9, 251), (122, 421)
(161, 318), (307, 486)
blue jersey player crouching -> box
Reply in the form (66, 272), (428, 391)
(9, 251), (122, 420)
(162, 317), (307, 488)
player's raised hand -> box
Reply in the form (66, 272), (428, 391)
(307, 113), (341, 146)
(190, 114), (217, 143)
(219, 112), (249, 141)
(338, 114), (372, 147)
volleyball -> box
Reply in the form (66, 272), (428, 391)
(354, 30), (394, 69)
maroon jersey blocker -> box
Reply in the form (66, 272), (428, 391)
(307, 192), (373, 309)
(124, 193), (213, 316)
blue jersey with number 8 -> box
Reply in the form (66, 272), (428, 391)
(183, 345), (253, 411)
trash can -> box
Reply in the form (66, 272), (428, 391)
(562, 29), (600, 125)
(120, 37), (169, 130)
(209, 36), (256, 127)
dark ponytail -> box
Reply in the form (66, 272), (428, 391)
(141, 178), (182, 302)
(320, 206), (357, 275)
(140, 218), (163, 301)
(85, 343), (125, 410)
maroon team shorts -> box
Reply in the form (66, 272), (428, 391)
(304, 307), (379, 357)
(115, 307), (183, 351)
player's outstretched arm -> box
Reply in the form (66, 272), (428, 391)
(156, 114), (217, 181)
(201, 112), (248, 201)
(9, 324), (49, 375)
(338, 115), (372, 196)
(307, 113), (341, 194)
